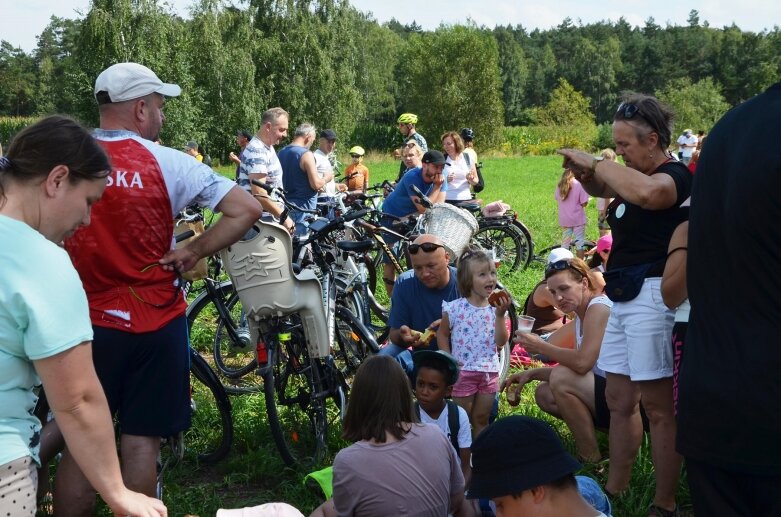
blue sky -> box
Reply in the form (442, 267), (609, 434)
(5, 0), (780, 53)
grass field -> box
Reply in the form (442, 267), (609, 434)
(85, 155), (690, 516)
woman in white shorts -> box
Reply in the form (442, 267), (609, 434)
(559, 93), (693, 517)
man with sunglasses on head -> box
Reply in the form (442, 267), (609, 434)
(379, 150), (449, 295)
(379, 234), (459, 377)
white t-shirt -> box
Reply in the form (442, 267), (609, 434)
(444, 153), (473, 201)
(419, 402), (472, 463)
(0, 216), (93, 466)
(314, 149), (337, 196)
(575, 295), (613, 378)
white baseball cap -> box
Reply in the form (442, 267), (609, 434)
(216, 503), (304, 516)
(547, 247), (574, 264)
(94, 62), (181, 103)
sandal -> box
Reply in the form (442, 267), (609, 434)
(648, 504), (679, 517)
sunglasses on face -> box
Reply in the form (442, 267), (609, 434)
(350, 154), (361, 158)
(408, 242), (444, 254)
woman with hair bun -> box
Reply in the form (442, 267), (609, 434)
(0, 115), (166, 516)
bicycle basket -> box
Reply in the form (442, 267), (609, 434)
(420, 203), (479, 258)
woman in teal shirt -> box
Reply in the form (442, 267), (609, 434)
(0, 115), (166, 516)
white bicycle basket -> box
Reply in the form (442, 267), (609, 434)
(420, 203), (479, 258)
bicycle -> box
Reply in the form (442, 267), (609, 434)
(216, 181), (379, 466)
(451, 200), (535, 272)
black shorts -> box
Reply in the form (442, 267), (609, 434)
(92, 316), (191, 437)
(593, 374), (611, 430)
(595, 373), (650, 432)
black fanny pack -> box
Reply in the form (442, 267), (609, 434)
(603, 262), (656, 302)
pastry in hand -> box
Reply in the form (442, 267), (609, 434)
(488, 290), (510, 306)
(411, 328), (436, 344)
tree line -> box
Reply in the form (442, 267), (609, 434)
(1, 1), (779, 159)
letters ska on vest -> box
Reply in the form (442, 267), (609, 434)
(106, 169), (144, 188)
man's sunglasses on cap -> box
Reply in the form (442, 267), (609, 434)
(408, 242), (444, 254)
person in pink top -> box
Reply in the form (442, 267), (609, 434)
(555, 167), (590, 258)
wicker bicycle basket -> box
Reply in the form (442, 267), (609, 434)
(420, 203), (479, 258)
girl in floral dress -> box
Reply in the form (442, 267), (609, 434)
(437, 248), (511, 437)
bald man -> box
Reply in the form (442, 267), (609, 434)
(380, 234), (459, 374)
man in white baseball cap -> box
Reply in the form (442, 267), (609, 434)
(94, 62), (182, 104)
(50, 62), (261, 515)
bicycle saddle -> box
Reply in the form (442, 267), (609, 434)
(336, 240), (374, 254)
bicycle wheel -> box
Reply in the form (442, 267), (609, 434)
(187, 348), (234, 464)
(187, 281), (260, 394)
(333, 305), (380, 386)
(263, 326), (330, 467)
(509, 219), (534, 270)
(473, 220), (525, 273)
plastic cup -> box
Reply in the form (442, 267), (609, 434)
(516, 315), (535, 334)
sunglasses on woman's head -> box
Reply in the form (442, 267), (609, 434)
(616, 102), (659, 135)
(616, 102), (640, 119)
(408, 242), (444, 254)
(544, 259), (582, 279)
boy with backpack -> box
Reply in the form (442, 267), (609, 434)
(412, 350), (473, 486)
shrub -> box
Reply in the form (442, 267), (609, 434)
(349, 122), (400, 152)
(594, 122), (614, 151)
(0, 116), (38, 150)
(502, 124), (599, 155)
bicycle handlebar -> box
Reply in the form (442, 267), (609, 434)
(410, 184), (434, 209)
(250, 179), (319, 215)
(250, 178), (274, 194)
(174, 229), (195, 243)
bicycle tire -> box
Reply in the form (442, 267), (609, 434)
(187, 281), (261, 394)
(509, 219), (534, 270)
(263, 326), (330, 467)
(473, 220), (525, 273)
(333, 305), (380, 386)
(188, 348), (234, 464)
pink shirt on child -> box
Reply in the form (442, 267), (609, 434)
(554, 179), (589, 227)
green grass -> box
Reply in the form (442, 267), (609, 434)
(143, 157), (689, 516)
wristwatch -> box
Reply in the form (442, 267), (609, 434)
(591, 155), (605, 172)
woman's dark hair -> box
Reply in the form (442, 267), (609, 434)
(0, 115), (110, 204)
(613, 92), (675, 151)
(342, 355), (415, 443)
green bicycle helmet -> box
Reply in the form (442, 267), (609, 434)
(397, 113), (418, 125)
(349, 146), (365, 156)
